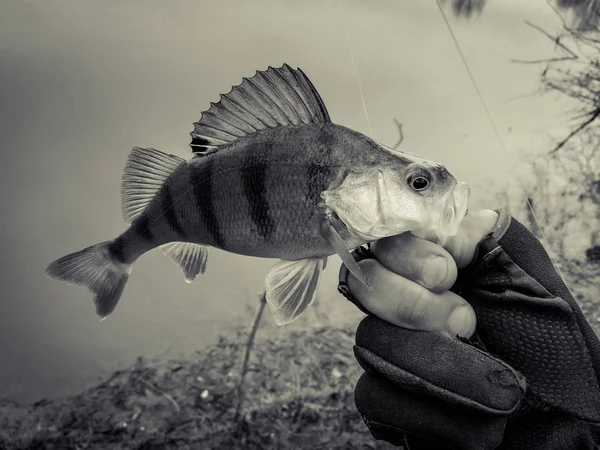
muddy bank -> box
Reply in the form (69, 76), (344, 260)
(0, 326), (398, 450)
(2, 258), (598, 450)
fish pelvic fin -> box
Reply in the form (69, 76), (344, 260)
(160, 242), (209, 283)
(265, 257), (327, 326)
(121, 147), (186, 222)
(45, 240), (132, 319)
(190, 64), (331, 156)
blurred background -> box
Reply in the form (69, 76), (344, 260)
(0, 0), (598, 414)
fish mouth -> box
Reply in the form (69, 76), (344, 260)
(437, 180), (471, 237)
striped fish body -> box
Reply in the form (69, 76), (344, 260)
(46, 64), (470, 326)
(117, 122), (407, 262)
(174, 122), (399, 260)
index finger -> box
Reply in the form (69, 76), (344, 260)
(370, 233), (458, 293)
(346, 258), (477, 337)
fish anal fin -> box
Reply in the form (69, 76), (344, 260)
(264, 257), (327, 326)
(160, 242), (209, 282)
(121, 147), (186, 222)
(190, 64), (331, 156)
(320, 216), (372, 291)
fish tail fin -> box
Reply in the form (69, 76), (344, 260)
(45, 240), (132, 319)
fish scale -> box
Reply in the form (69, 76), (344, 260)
(45, 64), (470, 325)
(190, 156), (225, 248)
(183, 128), (337, 258)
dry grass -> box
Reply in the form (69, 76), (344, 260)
(0, 326), (397, 450)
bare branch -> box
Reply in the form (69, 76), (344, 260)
(512, 56), (578, 64)
(393, 119), (404, 150)
(524, 20), (579, 58)
(234, 292), (267, 431)
(549, 108), (600, 154)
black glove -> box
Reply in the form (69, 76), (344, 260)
(339, 212), (600, 449)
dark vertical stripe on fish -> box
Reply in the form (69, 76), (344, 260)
(191, 157), (225, 248)
(241, 143), (275, 241)
(161, 184), (187, 238)
(307, 130), (335, 206)
(132, 216), (155, 243)
(108, 236), (127, 264)
(306, 162), (332, 206)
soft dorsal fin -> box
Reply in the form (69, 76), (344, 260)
(190, 64), (331, 155)
(121, 147), (185, 222)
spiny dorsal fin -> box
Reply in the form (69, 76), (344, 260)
(190, 64), (331, 156)
(121, 147), (185, 222)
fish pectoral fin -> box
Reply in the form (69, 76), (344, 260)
(190, 64), (331, 156)
(160, 242), (210, 283)
(121, 147), (186, 223)
(321, 218), (372, 290)
(265, 257), (327, 326)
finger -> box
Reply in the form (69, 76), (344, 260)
(445, 209), (499, 269)
(347, 258), (476, 337)
(370, 233), (458, 293)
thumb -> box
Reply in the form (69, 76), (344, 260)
(444, 209), (499, 269)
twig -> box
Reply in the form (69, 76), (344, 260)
(234, 292), (267, 429)
(511, 56), (577, 64)
(393, 119), (404, 149)
(524, 20), (579, 59)
(138, 377), (180, 412)
(550, 108), (600, 153)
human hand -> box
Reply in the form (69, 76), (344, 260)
(339, 210), (600, 450)
(340, 209), (498, 337)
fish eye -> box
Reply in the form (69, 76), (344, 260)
(411, 176), (429, 191)
(407, 168), (431, 192)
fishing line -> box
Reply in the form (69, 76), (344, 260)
(434, 0), (571, 284)
(339, 0), (374, 137)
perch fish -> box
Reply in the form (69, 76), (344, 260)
(45, 64), (470, 326)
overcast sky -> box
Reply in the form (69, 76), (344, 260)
(0, 0), (575, 403)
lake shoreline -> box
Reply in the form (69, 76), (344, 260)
(2, 257), (598, 449)
(0, 325), (398, 450)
